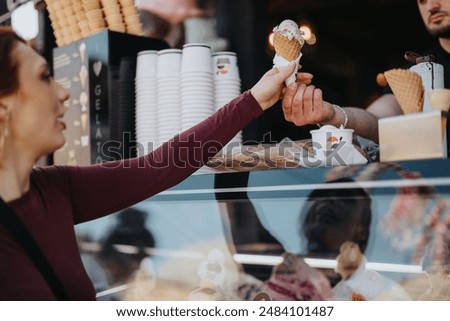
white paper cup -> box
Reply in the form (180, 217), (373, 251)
(181, 43), (213, 74)
(157, 49), (182, 77)
(310, 125), (354, 156)
(212, 51), (240, 80)
(136, 50), (158, 78)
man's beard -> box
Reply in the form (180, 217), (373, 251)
(428, 24), (450, 38)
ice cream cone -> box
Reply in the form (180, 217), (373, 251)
(105, 13), (124, 26)
(271, 19), (305, 85)
(82, 0), (101, 11)
(122, 5), (138, 18)
(124, 13), (141, 26)
(72, 2), (83, 15)
(63, 6), (75, 17)
(273, 33), (302, 62)
(118, 0), (134, 7)
(384, 68), (424, 114)
(126, 23), (144, 35)
(103, 4), (122, 16)
(108, 23), (126, 33)
(45, 0), (63, 12)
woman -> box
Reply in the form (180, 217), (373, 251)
(0, 26), (300, 300)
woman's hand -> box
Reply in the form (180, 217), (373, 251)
(294, 71), (314, 86)
(250, 63), (297, 110)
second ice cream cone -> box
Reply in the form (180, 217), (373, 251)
(384, 68), (424, 114)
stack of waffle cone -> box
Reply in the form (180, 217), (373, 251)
(65, 0), (83, 43)
(46, 0), (84, 45)
(101, 0), (126, 33)
(428, 88), (450, 137)
(273, 33), (302, 62)
(82, 0), (107, 35)
(119, 0), (144, 36)
(45, 0), (66, 47)
(384, 68), (424, 114)
(74, 0), (91, 38)
(46, 0), (144, 47)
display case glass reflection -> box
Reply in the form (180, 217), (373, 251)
(75, 161), (450, 301)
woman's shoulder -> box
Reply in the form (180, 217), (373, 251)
(31, 165), (79, 188)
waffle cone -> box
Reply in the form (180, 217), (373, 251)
(273, 33), (301, 61)
(384, 68), (424, 114)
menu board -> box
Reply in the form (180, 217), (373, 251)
(53, 39), (92, 165)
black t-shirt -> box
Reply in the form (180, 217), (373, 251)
(421, 45), (450, 87)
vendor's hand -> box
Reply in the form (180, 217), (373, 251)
(282, 83), (335, 125)
(250, 63), (297, 110)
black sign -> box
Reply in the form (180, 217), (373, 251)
(0, 2), (8, 17)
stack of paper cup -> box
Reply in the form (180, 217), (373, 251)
(119, 0), (144, 36)
(117, 57), (137, 158)
(135, 50), (158, 155)
(180, 43), (215, 132)
(101, 0), (126, 33)
(156, 49), (183, 148)
(213, 51), (242, 147)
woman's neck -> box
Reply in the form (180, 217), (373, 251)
(0, 158), (33, 202)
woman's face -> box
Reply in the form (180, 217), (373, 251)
(5, 42), (69, 159)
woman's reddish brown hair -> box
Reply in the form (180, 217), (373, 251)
(0, 27), (26, 98)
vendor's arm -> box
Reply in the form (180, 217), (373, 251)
(281, 79), (403, 143)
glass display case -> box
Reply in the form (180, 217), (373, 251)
(75, 159), (450, 301)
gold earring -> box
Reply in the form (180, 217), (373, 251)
(0, 123), (9, 160)
(0, 102), (10, 160)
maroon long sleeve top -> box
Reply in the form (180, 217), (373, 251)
(0, 91), (263, 300)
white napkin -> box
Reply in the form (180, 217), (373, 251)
(273, 53), (302, 86)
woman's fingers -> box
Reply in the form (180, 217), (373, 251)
(296, 72), (314, 85)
